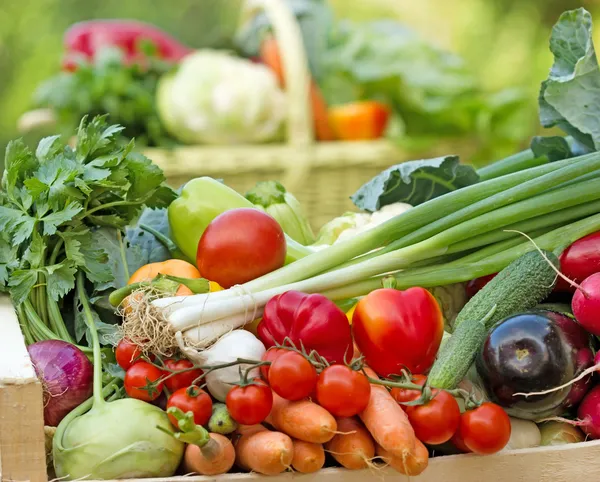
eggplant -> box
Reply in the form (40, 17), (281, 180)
(476, 309), (593, 420)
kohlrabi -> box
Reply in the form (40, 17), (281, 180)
(52, 273), (184, 480)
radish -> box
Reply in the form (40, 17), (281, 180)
(577, 385), (600, 439)
(572, 272), (600, 335)
(556, 231), (600, 292)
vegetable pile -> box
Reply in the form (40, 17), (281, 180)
(5, 6), (600, 481)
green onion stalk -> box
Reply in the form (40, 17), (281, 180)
(151, 150), (600, 332)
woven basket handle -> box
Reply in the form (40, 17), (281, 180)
(254, 0), (315, 147)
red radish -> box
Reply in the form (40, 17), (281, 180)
(572, 273), (600, 335)
(466, 273), (497, 299)
(196, 208), (286, 288)
(577, 385), (600, 439)
(556, 231), (600, 293)
(566, 347), (594, 407)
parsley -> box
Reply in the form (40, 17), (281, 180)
(0, 115), (176, 347)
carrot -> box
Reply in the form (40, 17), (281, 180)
(182, 433), (235, 476)
(266, 392), (337, 444)
(324, 417), (375, 470)
(291, 439), (325, 473)
(234, 424), (294, 475)
(259, 35), (336, 142)
(359, 367), (418, 460)
(377, 439), (429, 477)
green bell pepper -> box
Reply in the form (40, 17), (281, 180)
(168, 177), (315, 264)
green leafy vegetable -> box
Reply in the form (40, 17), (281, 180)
(351, 156), (480, 211)
(539, 8), (600, 151)
(33, 46), (176, 148)
(530, 136), (573, 162)
(0, 115), (176, 347)
(125, 207), (173, 265)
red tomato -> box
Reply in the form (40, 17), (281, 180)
(390, 374), (427, 409)
(352, 287), (444, 376)
(163, 358), (203, 393)
(315, 365), (371, 417)
(260, 348), (287, 380)
(556, 231), (600, 292)
(226, 379), (273, 425)
(115, 338), (143, 370)
(405, 390), (461, 445)
(124, 361), (164, 401)
(459, 403), (511, 455)
(196, 208), (286, 288)
(451, 429), (472, 453)
(466, 274), (497, 299)
(268, 351), (317, 401)
(167, 386), (213, 427)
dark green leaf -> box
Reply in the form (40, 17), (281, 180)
(41, 201), (83, 235)
(530, 136), (573, 162)
(145, 185), (178, 209)
(8, 269), (39, 306)
(74, 288), (118, 346)
(539, 8), (600, 150)
(105, 363), (126, 380)
(44, 262), (77, 301)
(351, 155), (479, 211)
(35, 135), (62, 162)
(122, 152), (166, 202)
(75, 115), (125, 161)
(125, 208), (172, 265)
(91, 227), (145, 291)
(0, 236), (19, 286)
(2, 139), (37, 192)
(23, 231), (45, 268)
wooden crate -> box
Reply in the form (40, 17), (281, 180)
(2, 293), (600, 482)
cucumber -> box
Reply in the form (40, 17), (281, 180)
(428, 250), (559, 389)
(453, 250), (559, 330)
(428, 308), (493, 389)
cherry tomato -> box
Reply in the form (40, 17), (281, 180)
(315, 365), (371, 417)
(268, 351), (317, 401)
(390, 374), (427, 409)
(115, 338), (143, 370)
(163, 358), (203, 393)
(451, 429), (472, 453)
(196, 208), (286, 288)
(405, 390), (461, 445)
(260, 348), (287, 380)
(226, 379), (273, 425)
(167, 386), (213, 427)
(466, 274), (497, 299)
(459, 403), (511, 455)
(124, 361), (164, 401)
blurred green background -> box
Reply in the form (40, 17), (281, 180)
(0, 0), (598, 167)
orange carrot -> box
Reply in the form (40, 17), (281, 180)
(291, 439), (325, 473)
(259, 35), (336, 142)
(234, 424), (294, 475)
(359, 367), (418, 460)
(377, 439), (429, 477)
(266, 392), (337, 444)
(182, 433), (235, 476)
(324, 417), (375, 470)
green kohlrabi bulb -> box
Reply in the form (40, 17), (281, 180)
(53, 398), (184, 480)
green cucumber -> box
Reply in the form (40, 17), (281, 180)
(428, 250), (559, 389)
(453, 249), (559, 330)
(428, 307), (495, 389)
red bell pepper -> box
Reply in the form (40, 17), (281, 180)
(62, 20), (193, 71)
(257, 291), (353, 364)
(352, 287), (444, 377)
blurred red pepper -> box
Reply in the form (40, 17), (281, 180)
(328, 101), (391, 141)
(257, 291), (353, 364)
(62, 20), (193, 71)
(352, 287), (444, 377)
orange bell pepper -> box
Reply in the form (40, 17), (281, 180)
(129, 259), (201, 296)
(328, 101), (391, 141)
